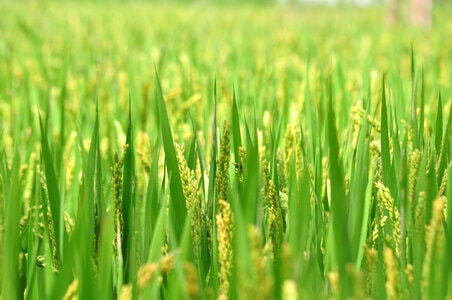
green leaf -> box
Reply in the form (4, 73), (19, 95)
(97, 209), (114, 298)
(1, 150), (22, 299)
(147, 204), (167, 299)
(76, 103), (101, 299)
(143, 140), (161, 262)
(155, 71), (187, 241)
(207, 79), (217, 220)
(242, 119), (259, 225)
(446, 163), (452, 297)
(349, 113), (370, 263)
(39, 114), (63, 263)
(122, 99), (137, 284)
(326, 79), (351, 297)
(435, 92), (443, 154)
(380, 76), (396, 194)
(148, 203), (167, 262)
(231, 90), (242, 165)
(418, 69), (425, 148)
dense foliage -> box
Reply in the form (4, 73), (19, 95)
(1, 2), (452, 299)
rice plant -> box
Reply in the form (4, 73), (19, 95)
(1, 2), (452, 299)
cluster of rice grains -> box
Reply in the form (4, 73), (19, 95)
(350, 95), (450, 299)
(2, 4), (452, 299)
(5, 95), (451, 300)
(1, 68), (451, 300)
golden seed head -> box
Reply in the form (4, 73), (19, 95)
(38, 171), (59, 270)
(111, 153), (124, 243)
(23, 152), (37, 210)
(62, 279), (78, 300)
(137, 131), (151, 174)
(245, 225), (273, 298)
(236, 146), (246, 183)
(408, 150), (421, 207)
(119, 284), (132, 300)
(328, 272), (339, 295)
(64, 212), (75, 236)
(137, 253), (176, 290)
(217, 199), (233, 299)
(175, 143), (203, 263)
(415, 191), (426, 237)
(345, 263), (366, 299)
(282, 279), (298, 300)
(19, 164), (28, 181)
(369, 140), (381, 157)
(114, 121), (126, 149)
(100, 137), (109, 159)
(364, 245), (378, 294)
(184, 262), (199, 300)
(375, 182), (401, 257)
(422, 197), (446, 298)
(216, 121), (231, 202)
(405, 264), (414, 284)
(384, 246), (399, 300)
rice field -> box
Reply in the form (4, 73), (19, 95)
(1, 2), (452, 299)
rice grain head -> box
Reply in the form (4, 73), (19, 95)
(422, 197), (446, 299)
(217, 199), (234, 300)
